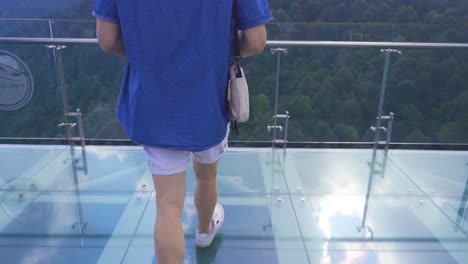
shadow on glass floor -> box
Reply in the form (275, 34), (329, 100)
(0, 144), (466, 264)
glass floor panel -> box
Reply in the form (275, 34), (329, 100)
(0, 144), (466, 263)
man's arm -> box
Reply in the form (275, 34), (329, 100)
(239, 24), (267, 57)
(96, 18), (126, 56)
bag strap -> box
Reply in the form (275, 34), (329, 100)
(230, 0), (241, 136)
(232, 0), (241, 60)
(230, 120), (239, 136)
(232, 0), (242, 78)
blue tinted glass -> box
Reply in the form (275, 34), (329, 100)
(0, 145), (466, 263)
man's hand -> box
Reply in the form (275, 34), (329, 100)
(239, 24), (267, 57)
(96, 18), (126, 56)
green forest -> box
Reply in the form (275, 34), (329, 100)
(0, 0), (467, 143)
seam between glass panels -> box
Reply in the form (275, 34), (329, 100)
(273, 148), (312, 264)
(119, 189), (155, 264)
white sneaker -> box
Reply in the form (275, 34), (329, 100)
(195, 204), (224, 248)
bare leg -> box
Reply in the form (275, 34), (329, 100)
(153, 171), (186, 264)
(193, 160), (219, 234)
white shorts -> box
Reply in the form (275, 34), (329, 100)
(142, 125), (230, 176)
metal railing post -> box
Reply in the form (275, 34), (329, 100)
(384, 112), (394, 157)
(47, 39), (88, 245)
(360, 49), (400, 230)
(69, 145), (87, 247)
(283, 111), (290, 159)
(49, 45), (73, 143)
(270, 48), (288, 149)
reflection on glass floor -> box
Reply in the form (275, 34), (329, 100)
(0, 144), (466, 264)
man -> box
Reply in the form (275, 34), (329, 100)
(93, 0), (273, 263)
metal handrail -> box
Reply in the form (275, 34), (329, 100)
(3, 18), (468, 27)
(1, 37), (468, 49)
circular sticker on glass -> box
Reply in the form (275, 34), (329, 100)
(0, 50), (34, 111)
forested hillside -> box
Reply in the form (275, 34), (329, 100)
(0, 0), (467, 143)
(0, 0), (78, 18)
(270, 0), (468, 24)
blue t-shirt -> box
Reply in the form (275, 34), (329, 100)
(93, 0), (273, 151)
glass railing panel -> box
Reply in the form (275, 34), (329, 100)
(235, 52), (278, 142)
(268, 23), (468, 43)
(0, 44), (64, 138)
(1, 33), (467, 144)
(60, 44), (275, 141)
(0, 19), (95, 38)
(0, 22), (467, 145)
(254, 46), (383, 143)
(50, 20), (96, 39)
(251, 45), (468, 143)
(269, 23), (396, 42)
(0, 19), (51, 38)
(385, 49), (468, 143)
(0, 1), (82, 20)
(59, 45), (127, 139)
